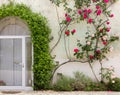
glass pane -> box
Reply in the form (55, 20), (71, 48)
(0, 24), (30, 36)
(13, 39), (22, 86)
(25, 37), (32, 86)
(0, 39), (22, 86)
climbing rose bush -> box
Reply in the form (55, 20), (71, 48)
(62, 0), (119, 63)
(50, 0), (119, 82)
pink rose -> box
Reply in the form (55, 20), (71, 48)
(92, 0), (96, 2)
(103, 41), (107, 45)
(88, 18), (93, 23)
(71, 29), (76, 34)
(66, 17), (71, 22)
(78, 9), (82, 15)
(109, 14), (114, 18)
(65, 13), (68, 17)
(74, 48), (79, 53)
(65, 30), (70, 36)
(97, 9), (102, 15)
(87, 9), (92, 14)
(104, 0), (109, 3)
(99, 28), (103, 32)
(89, 55), (94, 60)
(96, 5), (100, 9)
(83, 9), (87, 13)
(96, 50), (101, 54)
(83, 13), (87, 19)
(106, 21), (110, 25)
(106, 28), (110, 32)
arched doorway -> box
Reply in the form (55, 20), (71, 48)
(0, 17), (33, 90)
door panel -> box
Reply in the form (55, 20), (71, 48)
(13, 39), (22, 86)
(0, 39), (22, 86)
(25, 38), (32, 86)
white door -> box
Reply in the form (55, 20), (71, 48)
(0, 17), (32, 90)
(0, 37), (25, 87)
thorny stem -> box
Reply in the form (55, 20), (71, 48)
(50, 4), (71, 53)
(50, 22), (70, 53)
(86, 51), (99, 82)
(64, 33), (69, 58)
(99, 61), (103, 82)
(88, 61), (99, 82)
(51, 59), (88, 81)
(55, 5), (63, 35)
(68, 37), (72, 58)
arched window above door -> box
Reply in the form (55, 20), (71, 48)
(0, 16), (30, 36)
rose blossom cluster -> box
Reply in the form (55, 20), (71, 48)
(65, 29), (76, 36)
(63, 0), (117, 61)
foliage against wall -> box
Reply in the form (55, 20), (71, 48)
(0, 2), (53, 90)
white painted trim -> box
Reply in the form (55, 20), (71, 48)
(22, 37), (26, 87)
(32, 44), (34, 87)
(0, 86), (33, 91)
(0, 36), (30, 39)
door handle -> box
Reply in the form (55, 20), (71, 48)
(14, 62), (24, 67)
(19, 63), (24, 68)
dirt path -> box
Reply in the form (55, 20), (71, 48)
(0, 91), (120, 95)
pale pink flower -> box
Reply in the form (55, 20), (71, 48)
(91, 34), (95, 37)
(111, 73), (116, 79)
(87, 41), (91, 45)
(102, 35), (107, 40)
(109, 46), (114, 52)
(110, 14), (114, 18)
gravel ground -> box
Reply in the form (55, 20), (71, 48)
(0, 91), (120, 95)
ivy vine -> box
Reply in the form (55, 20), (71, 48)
(0, 2), (53, 90)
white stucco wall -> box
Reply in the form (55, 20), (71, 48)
(0, 0), (120, 82)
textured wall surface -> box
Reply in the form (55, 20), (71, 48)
(0, 0), (120, 82)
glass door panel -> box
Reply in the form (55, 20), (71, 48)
(25, 37), (32, 86)
(0, 38), (22, 86)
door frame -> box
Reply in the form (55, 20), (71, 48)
(0, 36), (33, 91)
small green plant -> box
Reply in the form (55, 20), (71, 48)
(107, 78), (120, 91)
(53, 75), (74, 91)
(85, 82), (107, 91)
(53, 72), (94, 91)
(72, 72), (93, 91)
